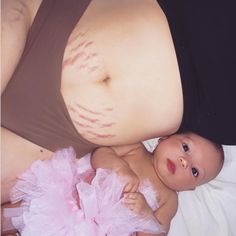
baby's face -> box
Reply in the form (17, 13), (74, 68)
(153, 133), (223, 191)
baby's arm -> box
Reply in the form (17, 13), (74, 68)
(154, 192), (178, 235)
(134, 191), (178, 236)
(123, 192), (166, 236)
(123, 192), (153, 218)
(91, 144), (141, 192)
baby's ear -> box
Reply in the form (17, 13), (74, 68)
(189, 186), (196, 191)
(158, 136), (169, 143)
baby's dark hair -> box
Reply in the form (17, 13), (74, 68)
(213, 142), (225, 166)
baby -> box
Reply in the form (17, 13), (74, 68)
(91, 132), (224, 235)
(2, 133), (224, 236)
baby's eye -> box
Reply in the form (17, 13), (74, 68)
(182, 143), (189, 152)
(192, 167), (199, 177)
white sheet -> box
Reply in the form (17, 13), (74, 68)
(143, 141), (236, 236)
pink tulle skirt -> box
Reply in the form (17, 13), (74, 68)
(6, 148), (163, 236)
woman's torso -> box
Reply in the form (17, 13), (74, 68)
(61, 0), (183, 146)
(2, 0), (183, 156)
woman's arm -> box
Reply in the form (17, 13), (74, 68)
(1, 202), (21, 236)
(1, 0), (35, 94)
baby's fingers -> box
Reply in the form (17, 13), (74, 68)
(123, 183), (138, 193)
(123, 184), (133, 193)
(122, 197), (136, 211)
(122, 194), (139, 213)
(123, 198), (136, 205)
(123, 193), (138, 199)
(123, 193), (139, 206)
(130, 183), (139, 192)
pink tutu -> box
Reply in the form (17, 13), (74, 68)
(6, 148), (163, 236)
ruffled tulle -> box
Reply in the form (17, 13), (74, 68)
(7, 148), (163, 236)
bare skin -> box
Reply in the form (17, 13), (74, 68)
(1, 0), (183, 203)
(91, 133), (223, 236)
(91, 144), (178, 236)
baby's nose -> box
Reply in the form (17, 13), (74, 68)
(179, 157), (188, 168)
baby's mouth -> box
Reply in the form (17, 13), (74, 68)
(167, 159), (176, 174)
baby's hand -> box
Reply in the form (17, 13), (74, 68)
(116, 165), (139, 193)
(123, 192), (153, 218)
